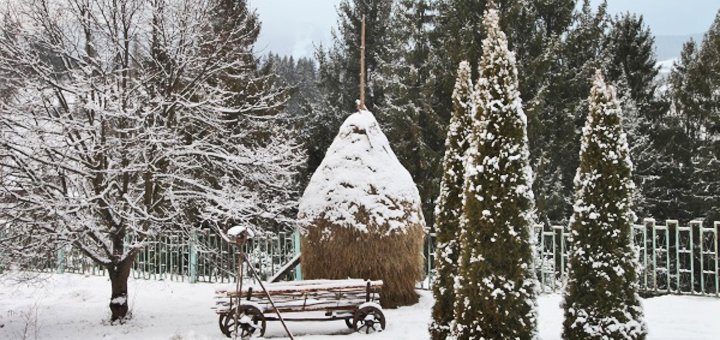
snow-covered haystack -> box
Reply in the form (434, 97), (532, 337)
(298, 110), (426, 308)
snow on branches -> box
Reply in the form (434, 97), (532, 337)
(0, 0), (301, 319)
(452, 6), (538, 339)
(430, 60), (472, 340)
(563, 70), (646, 339)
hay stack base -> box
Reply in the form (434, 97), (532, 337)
(301, 211), (424, 308)
(298, 110), (426, 308)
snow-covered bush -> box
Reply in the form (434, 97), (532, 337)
(562, 71), (646, 339)
(430, 61), (473, 340)
(452, 6), (538, 339)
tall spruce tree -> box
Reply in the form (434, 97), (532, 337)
(431, 0), (574, 124)
(603, 13), (667, 219)
(690, 10), (720, 223)
(429, 61), (473, 340)
(563, 71), (646, 340)
(530, 0), (611, 223)
(453, 6), (537, 339)
(650, 40), (700, 221)
(376, 0), (444, 229)
(606, 13), (662, 120)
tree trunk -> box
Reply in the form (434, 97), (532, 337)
(108, 259), (133, 322)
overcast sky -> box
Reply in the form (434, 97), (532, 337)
(250, 0), (719, 58)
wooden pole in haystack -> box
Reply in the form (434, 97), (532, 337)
(359, 15), (366, 111)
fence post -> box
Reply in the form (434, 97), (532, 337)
(699, 220), (705, 295)
(293, 229), (302, 281)
(426, 232), (434, 289)
(56, 246), (66, 274)
(189, 230), (198, 283)
(715, 221), (719, 297)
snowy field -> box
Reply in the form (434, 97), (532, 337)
(1, 273), (719, 340)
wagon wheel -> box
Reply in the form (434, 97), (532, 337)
(344, 317), (354, 329)
(218, 311), (231, 337)
(220, 305), (266, 339)
(353, 305), (386, 334)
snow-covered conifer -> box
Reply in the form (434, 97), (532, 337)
(429, 61), (472, 340)
(376, 0), (443, 229)
(562, 71), (646, 340)
(452, 6), (537, 339)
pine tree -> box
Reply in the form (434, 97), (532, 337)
(604, 13), (668, 220)
(563, 71), (646, 340)
(376, 0), (444, 229)
(429, 61), (473, 340)
(530, 0), (611, 223)
(430, 0), (575, 118)
(606, 13), (662, 120)
(690, 10), (720, 223)
(453, 6), (537, 339)
(645, 40), (700, 221)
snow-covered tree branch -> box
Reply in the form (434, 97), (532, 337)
(0, 0), (302, 321)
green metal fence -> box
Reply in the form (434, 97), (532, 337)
(45, 218), (720, 299)
(52, 231), (298, 284)
(421, 219), (720, 297)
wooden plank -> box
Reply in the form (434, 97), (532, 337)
(220, 285), (382, 298)
(218, 304), (362, 315)
(269, 253), (301, 283)
(216, 279), (382, 293)
(216, 298), (369, 311)
(223, 288), (377, 299)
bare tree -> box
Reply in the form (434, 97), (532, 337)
(0, 0), (301, 321)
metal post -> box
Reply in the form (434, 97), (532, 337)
(559, 225), (566, 281)
(539, 224), (546, 290)
(426, 233), (434, 288)
(665, 222), (671, 292)
(690, 221), (695, 294)
(56, 246), (66, 274)
(648, 219), (657, 292)
(189, 230), (198, 284)
(675, 221), (680, 293)
(667, 220), (678, 292)
(715, 222), (719, 297)
(699, 221), (705, 295)
(292, 229), (303, 281)
(553, 226), (562, 291)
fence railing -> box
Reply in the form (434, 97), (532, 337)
(421, 219), (720, 297)
(52, 230), (299, 284)
(41, 219), (720, 299)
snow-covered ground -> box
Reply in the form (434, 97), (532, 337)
(1, 273), (719, 339)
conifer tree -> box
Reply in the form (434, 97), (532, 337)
(690, 10), (720, 223)
(604, 13), (668, 220)
(530, 0), (611, 223)
(376, 0), (444, 229)
(429, 61), (473, 340)
(606, 13), (662, 120)
(563, 71), (646, 340)
(453, 6), (537, 339)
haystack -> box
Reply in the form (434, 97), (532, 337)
(298, 110), (426, 308)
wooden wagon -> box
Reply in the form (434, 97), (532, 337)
(215, 279), (385, 338)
